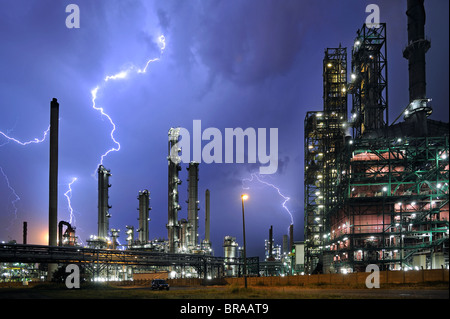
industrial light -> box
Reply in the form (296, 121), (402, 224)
(441, 154), (447, 160)
(241, 194), (249, 201)
(351, 73), (357, 80)
(327, 63), (332, 68)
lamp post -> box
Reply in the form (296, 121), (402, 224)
(241, 194), (248, 289)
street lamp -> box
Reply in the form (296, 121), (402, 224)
(241, 194), (248, 289)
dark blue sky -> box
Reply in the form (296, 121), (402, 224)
(0, 0), (448, 258)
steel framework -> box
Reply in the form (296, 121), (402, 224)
(326, 136), (449, 272)
(349, 23), (388, 138)
(0, 244), (260, 281)
(304, 47), (348, 274)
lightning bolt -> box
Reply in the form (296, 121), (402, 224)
(64, 177), (78, 225)
(0, 125), (50, 146)
(242, 173), (294, 229)
(0, 166), (20, 227)
(91, 35), (166, 173)
(0, 125), (51, 226)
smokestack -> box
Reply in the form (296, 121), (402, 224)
(23, 221), (27, 245)
(49, 98), (59, 247)
(187, 162), (199, 249)
(98, 165), (112, 240)
(138, 190), (151, 244)
(47, 98), (59, 280)
(403, 0), (432, 135)
(205, 189), (210, 244)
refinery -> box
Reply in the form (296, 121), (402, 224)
(0, 0), (448, 286)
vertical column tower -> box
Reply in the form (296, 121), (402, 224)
(167, 128), (182, 253)
(98, 165), (111, 240)
(138, 189), (151, 244)
(187, 162), (199, 250)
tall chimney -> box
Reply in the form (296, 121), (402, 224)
(289, 224), (294, 252)
(48, 98), (59, 247)
(205, 189), (210, 244)
(47, 98), (59, 280)
(403, 0), (432, 135)
(23, 221), (27, 245)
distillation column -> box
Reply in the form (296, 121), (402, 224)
(187, 162), (199, 250)
(167, 128), (182, 253)
(138, 190), (151, 244)
(98, 165), (112, 240)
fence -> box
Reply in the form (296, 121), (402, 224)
(169, 269), (449, 287)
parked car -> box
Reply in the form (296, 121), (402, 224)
(151, 279), (170, 290)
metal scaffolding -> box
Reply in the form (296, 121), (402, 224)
(304, 47), (348, 274)
(325, 136), (449, 272)
(348, 23), (388, 138)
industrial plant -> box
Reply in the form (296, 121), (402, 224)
(304, 0), (449, 274)
(0, 0), (448, 287)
